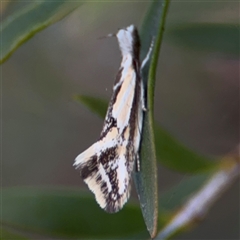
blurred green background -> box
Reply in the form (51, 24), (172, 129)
(2, 1), (239, 239)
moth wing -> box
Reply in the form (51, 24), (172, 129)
(74, 135), (134, 213)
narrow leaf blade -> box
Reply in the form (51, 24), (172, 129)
(74, 95), (107, 119)
(1, 1), (82, 64)
(155, 124), (216, 173)
(166, 23), (240, 57)
(133, 0), (170, 238)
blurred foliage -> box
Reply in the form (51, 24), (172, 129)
(0, 1), (82, 64)
(154, 125), (215, 173)
(2, 188), (148, 239)
(74, 95), (107, 119)
(166, 23), (239, 57)
(1, 0), (238, 239)
(2, 172), (214, 239)
(1, 229), (28, 240)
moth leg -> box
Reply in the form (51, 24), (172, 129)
(135, 154), (141, 172)
(141, 38), (154, 70)
(141, 85), (147, 111)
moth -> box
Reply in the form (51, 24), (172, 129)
(74, 25), (153, 213)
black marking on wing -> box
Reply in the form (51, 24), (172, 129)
(99, 147), (120, 196)
(100, 116), (117, 139)
(80, 155), (98, 179)
(114, 67), (123, 85)
(121, 126), (127, 141)
(98, 146), (132, 213)
(99, 146), (116, 165)
(131, 27), (141, 63)
(128, 25), (142, 141)
(100, 82), (121, 139)
(124, 44), (142, 164)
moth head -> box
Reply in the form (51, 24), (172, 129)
(116, 25), (140, 57)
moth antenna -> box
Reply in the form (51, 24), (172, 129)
(98, 33), (116, 40)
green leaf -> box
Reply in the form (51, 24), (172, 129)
(2, 188), (148, 239)
(166, 23), (240, 57)
(1, 1), (82, 64)
(155, 125), (216, 173)
(133, 1), (170, 237)
(1, 228), (29, 240)
(74, 95), (107, 119)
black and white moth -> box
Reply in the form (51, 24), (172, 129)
(74, 25), (152, 213)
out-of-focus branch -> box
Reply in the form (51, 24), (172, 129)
(156, 153), (240, 240)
